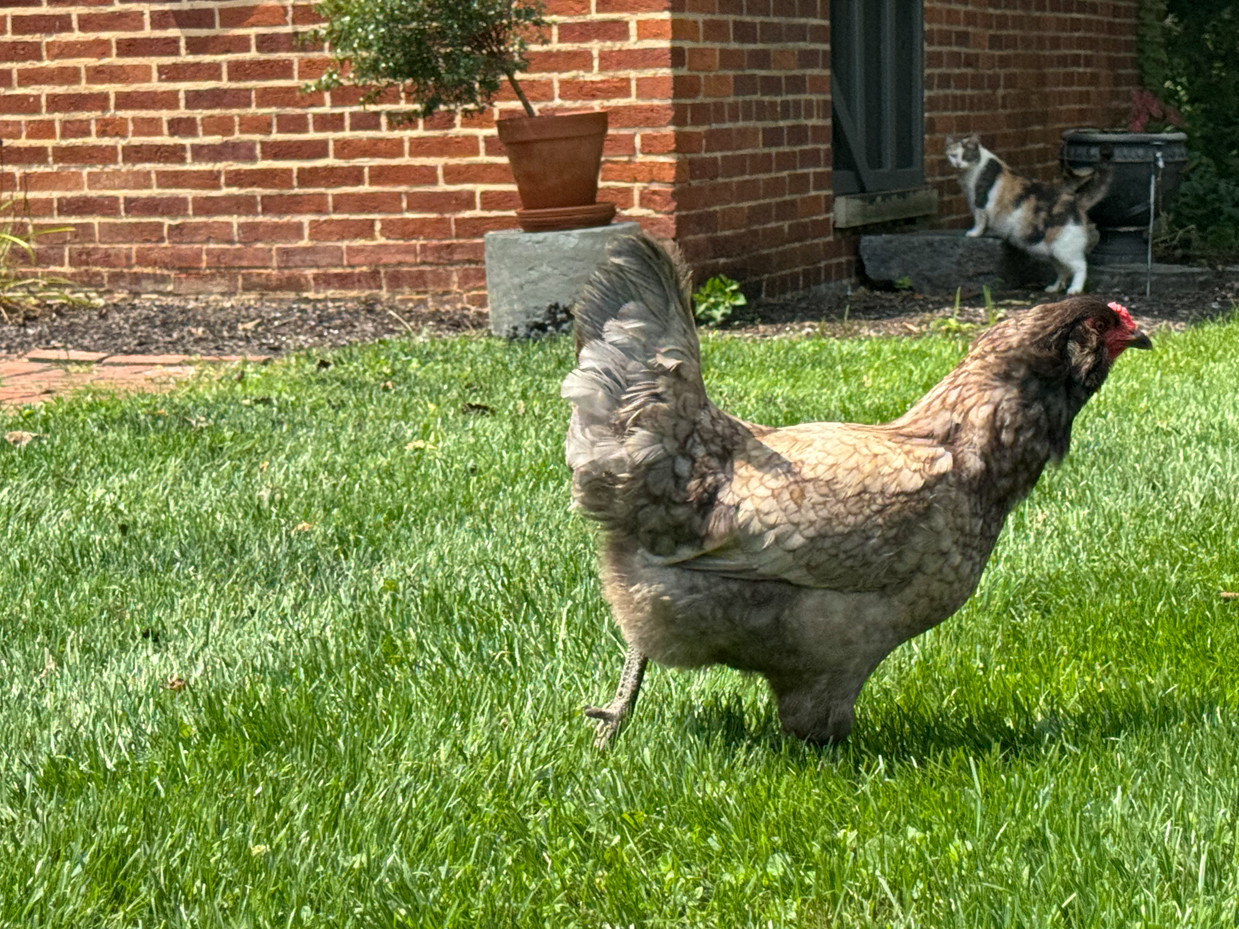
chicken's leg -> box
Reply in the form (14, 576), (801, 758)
(584, 645), (648, 748)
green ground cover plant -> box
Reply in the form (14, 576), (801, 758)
(0, 316), (1237, 926)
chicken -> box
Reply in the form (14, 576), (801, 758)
(562, 234), (1151, 746)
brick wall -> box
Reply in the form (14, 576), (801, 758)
(668, 0), (848, 297)
(925, 0), (1140, 227)
(0, 0), (675, 302)
(2, 0), (1140, 303)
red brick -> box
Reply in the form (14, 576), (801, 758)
(77, 10), (145, 32)
(58, 196), (120, 217)
(193, 195), (258, 216)
(557, 20), (630, 42)
(167, 221), (233, 244)
(367, 165), (438, 187)
(116, 37), (182, 58)
(525, 50), (593, 73)
(115, 91), (181, 111)
(46, 93), (109, 114)
(218, 5), (288, 28)
(334, 138), (405, 160)
(0, 145), (49, 165)
(203, 116), (241, 136)
(261, 139), (329, 160)
(167, 117), (199, 138)
(122, 144), (187, 165)
(191, 142), (258, 163)
(348, 112), (382, 132)
(0, 94), (40, 115)
(185, 88), (253, 110)
(380, 217), (453, 239)
(297, 165), (364, 188)
(133, 246), (203, 269)
(86, 64), (151, 85)
(331, 192), (403, 214)
(240, 271), (311, 292)
(24, 171), (84, 192)
(255, 86), (322, 108)
(149, 8), (215, 30)
(275, 244), (342, 268)
(238, 221), (303, 243)
(406, 137), (479, 159)
(68, 245), (132, 268)
(404, 190), (476, 213)
(308, 218), (375, 240)
(91, 117), (129, 138)
(87, 170), (152, 191)
(158, 62), (222, 83)
(206, 246), (273, 269)
(11, 14), (73, 35)
(237, 114), (271, 135)
(255, 33), (299, 55)
(185, 35), (251, 56)
(228, 59), (295, 83)
(260, 193), (329, 214)
(155, 169), (221, 190)
(124, 196), (189, 218)
(98, 221), (165, 244)
(344, 243), (423, 266)
(442, 164), (514, 185)
(16, 65), (81, 86)
(275, 113), (309, 134)
(311, 270), (384, 292)
(45, 39), (111, 61)
(312, 112), (345, 133)
(0, 42), (45, 63)
(479, 189), (522, 211)
(225, 167), (294, 189)
(52, 145), (117, 165)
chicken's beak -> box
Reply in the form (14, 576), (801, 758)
(1127, 329), (1153, 350)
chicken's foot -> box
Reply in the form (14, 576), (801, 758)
(584, 645), (648, 748)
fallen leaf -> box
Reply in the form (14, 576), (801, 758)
(316, 358), (332, 370)
(5, 431), (44, 447)
(382, 380), (394, 391)
(292, 522), (313, 532)
(462, 402), (494, 415)
(165, 675), (187, 692)
(238, 319), (261, 331)
(1222, 592), (1238, 600)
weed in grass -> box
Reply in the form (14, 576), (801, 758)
(0, 322), (1235, 925)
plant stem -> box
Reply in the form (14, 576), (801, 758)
(505, 69), (537, 118)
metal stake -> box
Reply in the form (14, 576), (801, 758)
(1146, 143), (1165, 297)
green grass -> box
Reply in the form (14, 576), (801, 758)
(0, 316), (1237, 927)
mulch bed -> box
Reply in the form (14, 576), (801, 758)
(0, 277), (1234, 357)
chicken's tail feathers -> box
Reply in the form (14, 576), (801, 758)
(562, 234), (717, 539)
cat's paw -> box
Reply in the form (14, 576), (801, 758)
(965, 228), (984, 238)
(1044, 282), (1066, 293)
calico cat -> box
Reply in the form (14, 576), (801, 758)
(944, 134), (1112, 295)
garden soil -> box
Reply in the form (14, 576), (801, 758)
(0, 279), (1234, 357)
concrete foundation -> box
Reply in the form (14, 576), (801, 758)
(484, 222), (641, 338)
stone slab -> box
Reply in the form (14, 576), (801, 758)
(484, 222), (641, 338)
(859, 231), (1054, 295)
(859, 231), (1223, 297)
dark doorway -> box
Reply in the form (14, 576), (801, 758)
(830, 0), (924, 195)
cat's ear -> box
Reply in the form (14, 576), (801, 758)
(964, 133), (980, 146)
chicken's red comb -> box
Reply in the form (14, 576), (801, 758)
(1108, 301), (1137, 331)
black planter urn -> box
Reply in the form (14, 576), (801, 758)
(1060, 129), (1188, 264)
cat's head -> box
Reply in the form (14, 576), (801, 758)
(944, 134), (981, 169)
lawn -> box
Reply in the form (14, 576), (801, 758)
(1, 315), (1237, 927)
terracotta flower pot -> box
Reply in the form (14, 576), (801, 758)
(497, 111), (615, 232)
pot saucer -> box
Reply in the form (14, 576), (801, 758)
(515, 202), (616, 233)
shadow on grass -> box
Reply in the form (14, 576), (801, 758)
(673, 687), (1231, 768)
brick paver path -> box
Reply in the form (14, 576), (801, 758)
(0, 350), (270, 408)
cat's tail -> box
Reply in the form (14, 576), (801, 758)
(1074, 143), (1114, 212)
